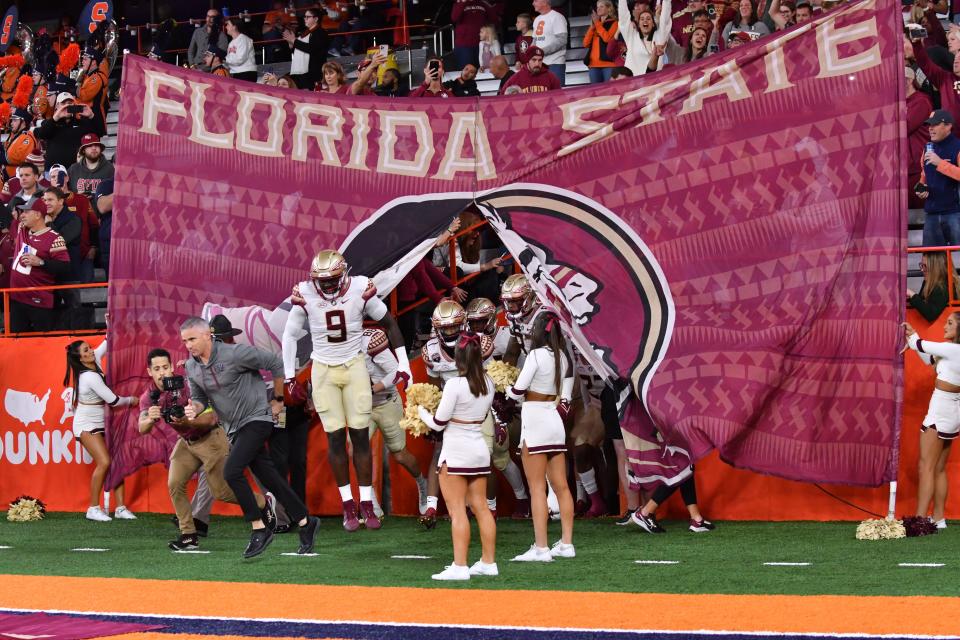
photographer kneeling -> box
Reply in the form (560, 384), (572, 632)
(138, 348), (273, 552)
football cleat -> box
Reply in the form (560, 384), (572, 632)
(501, 274), (538, 321)
(465, 297), (498, 336)
(342, 499), (360, 532)
(309, 250), (348, 300)
(360, 501), (382, 530)
(419, 507), (438, 530)
(432, 300), (466, 348)
(512, 498), (531, 519)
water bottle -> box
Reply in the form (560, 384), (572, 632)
(276, 406), (287, 429)
(221, 6), (230, 18)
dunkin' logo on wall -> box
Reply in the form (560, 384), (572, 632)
(0, 386), (92, 465)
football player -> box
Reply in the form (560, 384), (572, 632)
(282, 250), (410, 532)
(420, 301), (474, 528)
(499, 274), (550, 367)
(465, 297), (531, 519)
(362, 327), (429, 518)
(570, 350), (608, 518)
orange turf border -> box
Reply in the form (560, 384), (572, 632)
(3, 575), (960, 637)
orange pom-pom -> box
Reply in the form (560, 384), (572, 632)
(0, 102), (10, 128)
(57, 43), (80, 75)
(0, 54), (23, 69)
(12, 74), (32, 109)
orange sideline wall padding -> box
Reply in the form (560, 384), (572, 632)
(0, 310), (954, 521)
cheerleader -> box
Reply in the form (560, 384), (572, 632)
(418, 333), (497, 580)
(64, 340), (138, 522)
(905, 317), (960, 529)
(507, 313), (576, 562)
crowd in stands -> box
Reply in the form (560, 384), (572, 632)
(0, 22), (114, 333)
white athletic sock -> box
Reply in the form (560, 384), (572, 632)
(359, 485), (374, 502)
(576, 477), (587, 502)
(487, 498), (497, 511)
(502, 460), (528, 499)
(427, 495), (439, 510)
(416, 475), (428, 490)
(338, 485), (353, 502)
(580, 468), (598, 495)
(546, 479), (560, 513)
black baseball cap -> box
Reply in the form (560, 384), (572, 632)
(925, 109), (955, 125)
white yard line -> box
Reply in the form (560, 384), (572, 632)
(71, 548), (110, 552)
(898, 563), (945, 568)
(634, 560), (680, 565)
(391, 555), (433, 559)
(763, 562), (810, 566)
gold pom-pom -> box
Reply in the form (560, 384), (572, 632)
(486, 360), (520, 393)
(7, 496), (45, 522)
(855, 518), (906, 540)
(400, 383), (442, 437)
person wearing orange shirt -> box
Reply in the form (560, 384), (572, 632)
(204, 45), (230, 78)
(583, 0), (619, 83)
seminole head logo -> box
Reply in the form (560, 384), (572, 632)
(341, 184), (674, 403)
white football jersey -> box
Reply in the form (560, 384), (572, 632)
(492, 326), (511, 359)
(422, 334), (495, 386)
(290, 275), (388, 367)
(506, 304), (549, 359)
(363, 328), (399, 406)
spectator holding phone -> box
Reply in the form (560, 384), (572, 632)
(411, 58), (455, 98)
(34, 93), (97, 172)
(284, 7), (330, 90)
(915, 109), (960, 246)
(907, 67), (934, 210)
(906, 33), (960, 135)
(584, 1), (619, 83)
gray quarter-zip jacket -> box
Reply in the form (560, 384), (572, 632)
(185, 341), (283, 435)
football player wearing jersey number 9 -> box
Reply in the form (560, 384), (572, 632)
(282, 250), (411, 532)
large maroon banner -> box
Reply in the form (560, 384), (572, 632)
(109, 0), (904, 488)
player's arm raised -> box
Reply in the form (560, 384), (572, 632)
(362, 281), (412, 384)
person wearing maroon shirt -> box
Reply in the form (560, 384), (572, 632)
(671, 0), (704, 46)
(49, 164), (99, 283)
(9, 206), (71, 332)
(907, 34), (960, 127)
(411, 58), (456, 98)
(451, 0), (493, 70)
(515, 13), (535, 66)
(907, 67), (934, 210)
(499, 47), (561, 94)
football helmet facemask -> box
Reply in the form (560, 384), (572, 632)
(310, 250), (348, 300)
(432, 300), (466, 348)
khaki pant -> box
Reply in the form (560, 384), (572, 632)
(370, 395), (407, 453)
(480, 412), (511, 471)
(311, 353), (372, 432)
(168, 428), (263, 535)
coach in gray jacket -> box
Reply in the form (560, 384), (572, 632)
(181, 316), (318, 558)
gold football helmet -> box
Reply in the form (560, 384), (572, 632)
(432, 300), (466, 348)
(500, 274), (538, 321)
(465, 297), (497, 336)
(310, 250), (348, 299)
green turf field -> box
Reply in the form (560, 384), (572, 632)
(0, 514), (957, 596)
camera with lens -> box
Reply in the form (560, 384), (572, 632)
(155, 375), (187, 423)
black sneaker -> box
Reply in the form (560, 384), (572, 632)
(274, 523), (292, 534)
(614, 511), (633, 526)
(261, 493), (277, 533)
(631, 509), (666, 534)
(194, 519), (209, 538)
(168, 534), (199, 551)
(243, 528), (274, 559)
(298, 516), (320, 554)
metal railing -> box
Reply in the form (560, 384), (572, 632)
(387, 218), (512, 319)
(1, 282), (107, 337)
